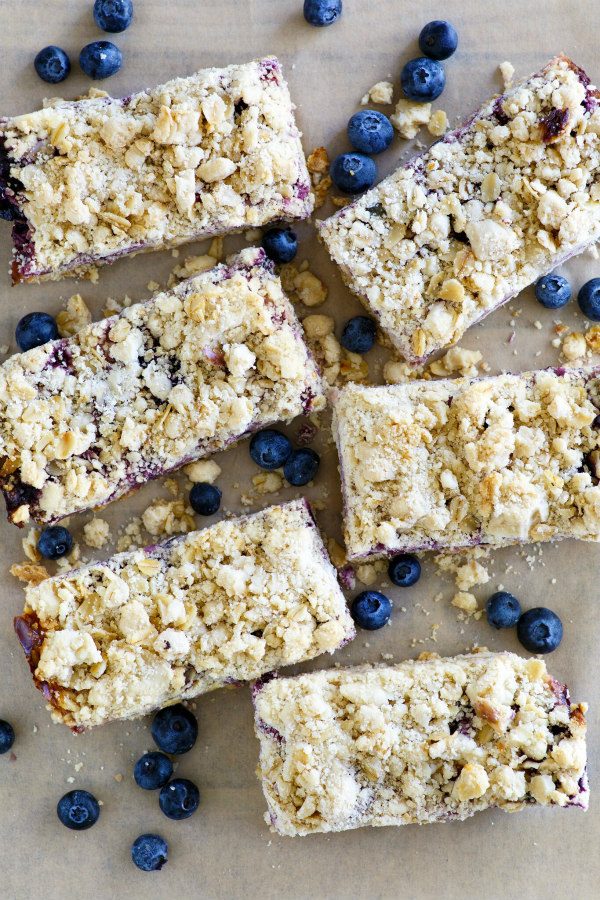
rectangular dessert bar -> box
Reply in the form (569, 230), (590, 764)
(0, 247), (324, 526)
(14, 499), (355, 730)
(332, 368), (600, 560)
(253, 652), (588, 836)
(319, 55), (600, 363)
(0, 57), (313, 283)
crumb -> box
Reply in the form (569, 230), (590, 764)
(451, 591), (479, 614)
(428, 346), (483, 378)
(294, 270), (328, 307)
(427, 109), (448, 137)
(116, 517), (144, 552)
(313, 175), (333, 209)
(585, 324), (600, 351)
(56, 294), (92, 337)
(171, 254), (218, 282)
(184, 459), (222, 484)
(355, 560), (386, 586)
(22, 527), (41, 562)
(142, 498), (196, 537)
(360, 81), (394, 106)
(114, 773), (123, 783)
(208, 237), (224, 261)
(245, 228), (262, 242)
(252, 471), (283, 494)
(326, 538), (347, 569)
(391, 99), (432, 139)
(146, 280), (160, 292)
(306, 147), (330, 175)
(533, 320), (543, 330)
(561, 331), (587, 361)
(499, 61), (515, 88)
(83, 517), (111, 549)
(10, 562), (49, 585)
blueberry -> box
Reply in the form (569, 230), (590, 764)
(351, 590), (392, 630)
(535, 274), (572, 309)
(283, 448), (320, 486)
(57, 790), (100, 830)
(189, 483), (222, 516)
(578, 278), (600, 321)
(261, 227), (298, 264)
(249, 429), (292, 470)
(159, 778), (200, 820)
(37, 526), (73, 560)
(132, 834), (168, 872)
(79, 41), (122, 79)
(401, 57), (445, 102)
(0, 720), (15, 755)
(330, 152), (377, 195)
(486, 591), (521, 629)
(347, 110), (394, 155)
(134, 752), (173, 790)
(303, 0), (342, 27)
(517, 607), (563, 653)
(15, 312), (58, 352)
(34, 46), (71, 84)
(341, 316), (377, 353)
(418, 20), (458, 61)
(388, 554), (421, 587)
(94, 0), (134, 33)
(151, 704), (198, 755)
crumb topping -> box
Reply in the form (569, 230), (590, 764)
(254, 652), (587, 836)
(0, 248), (324, 525)
(333, 368), (600, 559)
(319, 56), (600, 362)
(1, 57), (313, 282)
(18, 500), (354, 729)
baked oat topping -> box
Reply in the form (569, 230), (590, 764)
(0, 248), (325, 525)
(15, 500), (355, 729)
(332, 368), (600, 560)
(360, 82), (394, 106)
(0, 57), (313, 283)
(253, 652), (587, 835)
(319, 56), (600, 362)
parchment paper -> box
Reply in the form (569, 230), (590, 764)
(1, 2), (598, 898)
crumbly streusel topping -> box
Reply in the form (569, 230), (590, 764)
(254, 652), (587, 836)
(0, 57), (313, 281)
(333, 368), (600, 559)
(319, 56), (600, 362)
(17, 500), (354, 729)
(0, 248), (324, 525)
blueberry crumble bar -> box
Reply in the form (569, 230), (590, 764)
(332, 367), (600, 560)
(0, 248), (324, 526)
(0, 57), (313, 283)
(319, 55), (600, 363)
(253, 652), (588, 835)
(14, 499), (355, 730)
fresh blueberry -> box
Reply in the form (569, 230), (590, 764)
(34, 46), (71, 84)
(37, 526), (73, 561)
(94, 0), (134, 33)
(303, 0), (342, 27)
(578, 278), (600, 321)
(79, 41), (122, 79)
(189, 483), (222, 516)
(15, 312), (58, 352)
(134, 752), (173, 790)
(517, 607), (563, 653)
(486, 591), (521, 629)
(341, 316), (377, 353)
(151, 704), (198, 755)
(535, 274), (571, 309)
(249, 429), (292, 470)
(330, 152), (377, 195)
(132, 834), (168, 872)
(347, 110), (394, 155)
(0, 720), (15, 755)
(401, 57), (445, 102)
(261, 227), (298, 264)
(351, 590), (392, 630)
(57, 790), (100, 830)
(159, 778), (200, 820)
(388, 554), (421, 587)
(283, 448), (320, 486)
(418, 20), (458, 61)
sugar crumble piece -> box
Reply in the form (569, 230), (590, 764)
(22, 527), (42, 562)
(307, 147), (330, 176)
(499, 61), (515, 89)
(355, 560), (386, 585)
(56, 294), (93, 337)
(184, 459), (222, 484)
(390, 99), (432, 139)
(252, 471), (284, 494)
(428, 346), (483, 378)
(360, 81), (394, 106)
(10, 562), (49, 585)
(83, 517), (111, 549)
(326, 538), (347, 570)
(451, 591), (479, 614)
(293, 270), (328, 308)
(141, 498), (196, 537)
(427, 109), (448, 137)
(170, 253), (219, 282)
(561, 332), (587, 361)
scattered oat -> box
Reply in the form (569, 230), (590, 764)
(22, 528), (41, 563)
(326, 538), (347, 569)
(499, 61), (515, 89)
(451, 591), (479, 614)
(208, 237), (224, 261)
(533, 320), (543, 330)
(427, 109), (448, 137)
(252, 471), (283, 494)
(185, 459), (222, 484)
(428, 346), (483, 378)
(56, 294), (92, 337)
(10, 562), (49, 585)
(307, 146), (330, 175)
(171, 253), (218, 282)
(83, 517), (111, 549)
(360, 81), (394, 106)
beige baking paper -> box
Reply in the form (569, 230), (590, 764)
(1, 1), (599, 898)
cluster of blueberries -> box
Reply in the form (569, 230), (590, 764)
(535, 273), (600, 321)
(34, 1), (133, 84)
(55, 703), (200, 871)
(328, 20), (458, 195)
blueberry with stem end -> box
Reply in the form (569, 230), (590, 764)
(249, 429), (292, 470)
(418, 20), (458, 61)
(131, 834), (168, 871)
(486, 591), (521, 629)
(159, 778), (200, 820)
(151, 704), (198, 755)
(79, 41), (122, 79)
(330, 152), (377, 194)
(261, 227), (298, 263)
(535, 274), (571, 309)
(37, 526), (73, 560)
(388, 554), (421, 587)
(34, 46), (71, 84)
(351, 591), (392, 630)
(94, 0), (134, 33)
(517, 607), (563, 653)
(189, 483), (221, 516)
(134, 752), (173, 790)
(283, 448), (320, 486)
(347, 110), (394, 155)
(401, 57), (445, 102)
(57, 790), (100, 830)
(303, 0), (342, 27)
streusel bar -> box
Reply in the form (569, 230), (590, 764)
(14, 499), (355, 730)
(253, 652), (588, 836)
(332, 368), (600, 560)
(319, 55), (600, 362)
(0, 248), (324, 526)
(0, 57), (313, 283)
